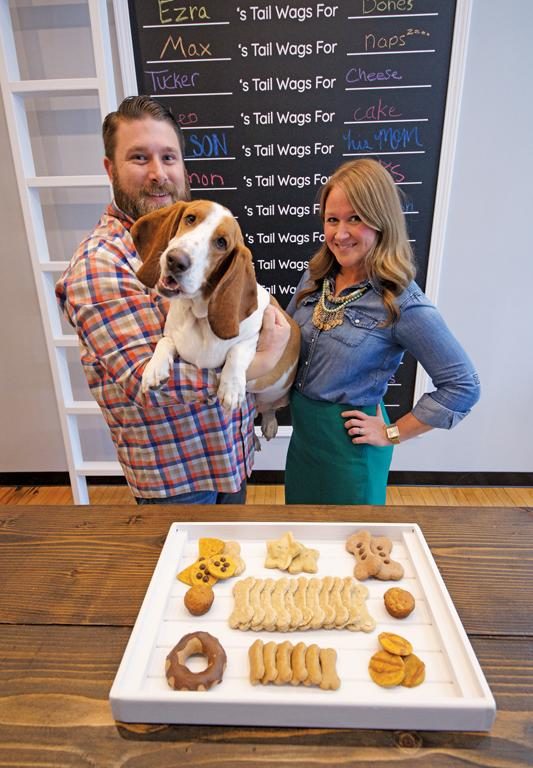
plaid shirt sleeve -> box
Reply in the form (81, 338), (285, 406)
(56, 211), (221, 408)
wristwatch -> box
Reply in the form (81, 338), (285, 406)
(385, 424), (401, 444)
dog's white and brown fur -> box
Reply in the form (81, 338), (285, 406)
(131, 199), (300, 439)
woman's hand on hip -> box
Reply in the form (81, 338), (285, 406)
(341, 404), (389, 446)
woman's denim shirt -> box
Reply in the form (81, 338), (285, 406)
(286, 272), (480, 429)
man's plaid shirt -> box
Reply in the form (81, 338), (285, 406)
(56, 202), (255, 499)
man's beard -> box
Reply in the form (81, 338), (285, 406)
(112, 171), (191, 220)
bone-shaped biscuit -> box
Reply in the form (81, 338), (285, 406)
(259, 578), (277, 631)
(262, 641), (278, 684)
(249, 578), (266, 631)
(291, 641), (308, 685)
(320, 576), (337, 629)
(370, 536), (404, 580)
(286, 578), (303, 630)
(272, 577), (291, 632)
(346, 530), (382, 580)
(274, 640), (293, 685)
(248, 639), (264, 685)
(294, 576), (313, 628)
(331, 576), (350, 629)
(229, 576), (254, 629)
(307, 578), (326, 630)
(319, 648), (341, 690)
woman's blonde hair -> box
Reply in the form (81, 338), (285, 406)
(297, 158), (416, 323)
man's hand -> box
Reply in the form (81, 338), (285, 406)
(247, 305), (291, 381)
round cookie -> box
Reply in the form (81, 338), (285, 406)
(383, 587), (415, 619)
(184, 584), (214, 616)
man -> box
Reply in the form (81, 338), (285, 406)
(56, 96), (288, 504)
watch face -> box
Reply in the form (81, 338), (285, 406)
(387, 426), (400, 442)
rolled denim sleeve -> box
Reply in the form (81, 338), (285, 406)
(393, 294), (481, 429)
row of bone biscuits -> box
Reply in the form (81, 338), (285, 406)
(249, 639), (340, 690)
(229, 575), (376, 632)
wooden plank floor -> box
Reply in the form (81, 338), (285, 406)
(0, 484), (532, 506)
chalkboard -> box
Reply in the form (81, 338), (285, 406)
(123, 0), (460, 423)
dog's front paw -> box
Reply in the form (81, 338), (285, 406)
(260, 411), (279, 440)
(142, 357), (171, 393)
(217, 377), (246, 411)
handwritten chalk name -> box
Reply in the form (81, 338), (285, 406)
(362, 0), (414, 13)
(158, 2), (210, 24)
(352, 98), (403, 121)
(188, 171), (225, 188)
(160, 35), (212, 59)
(145, 69), (200, 91)
(346, 67), (402, 84)
(343, 126), (423, 152)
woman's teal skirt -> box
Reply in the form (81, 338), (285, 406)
(285, 390), (393, 505)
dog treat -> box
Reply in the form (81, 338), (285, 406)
(368, 632), (426, 689)
(178, 537), (245, 586)
(307, 578), (327, 631)
(262, 641), (279, 684)
(248, 639), (265, 685)
(346, 529), (404, 581)
(287, 546), (320, 574)
(248, 640), (340, 690)
(229, 576), (375, 632)
(223, 540), (246, 576)
(368, 650), (405, 687)
(303, 644), (323, 687)
(205, 554), (236, 580)
(265, 531), (303, 570)
(384, 587), (415, 619)
(320, 576), (337, 629)
(378, 632), (413, 657)
(272, 577), (291, 631)
(198, 537), (225, 558)
(183, 584), (214, 616)
(370, 536), (404, 580)
(249, 579), (266, 630)
(165, 631), (227, 691)
(318, 648), (341, 691)
(259, 578), (277, 631)
(291, 641), (308, 685)
(229, 576), (255, 629)
(190, 557), (218, 586)
(275, 641), (294, 685)
(401, 654), (426, 688)
(286, 579), (304, 630)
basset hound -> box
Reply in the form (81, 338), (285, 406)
(131, 199), (300, 439)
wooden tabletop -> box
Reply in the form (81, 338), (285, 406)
(0, 503), (531, 768)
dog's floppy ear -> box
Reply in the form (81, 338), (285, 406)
(131, 202), (188, 288)
(207, 243), (258, 340)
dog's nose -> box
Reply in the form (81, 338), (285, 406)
(166, 249), (191, 273)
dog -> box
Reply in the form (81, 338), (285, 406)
(130, 199), (300, 440)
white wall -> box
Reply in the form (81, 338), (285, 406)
(1, 0), (531, 475)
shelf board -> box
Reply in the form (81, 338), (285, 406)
(9, 78), (99, 95)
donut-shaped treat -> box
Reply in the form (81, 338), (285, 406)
(165, 631), (227, 691)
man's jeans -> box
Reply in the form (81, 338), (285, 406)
(135, 481), (247, 505)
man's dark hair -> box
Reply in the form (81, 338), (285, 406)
(102, 95), (185, 160)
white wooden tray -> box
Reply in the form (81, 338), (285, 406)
(109, 522), (496, 730)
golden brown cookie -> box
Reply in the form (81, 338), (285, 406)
(183, 583), (214, 616)
(384, 587), (415, 619)
(378, 632), (413, 657)
(198, 537), (225, 558)
(206, 554), (236, 580)
(368, 650), (405, 687)
(190, 557), (218, 586)
(401, 653), (426, 687)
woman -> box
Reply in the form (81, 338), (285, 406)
(285, 158), (480, 505)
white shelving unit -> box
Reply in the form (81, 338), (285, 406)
(0, 0), (120, 502)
